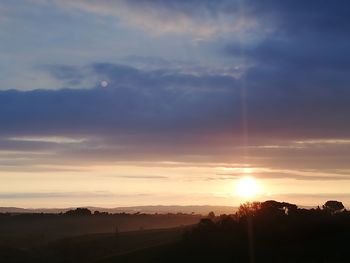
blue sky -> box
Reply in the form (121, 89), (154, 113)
(0, 0), (350, 208)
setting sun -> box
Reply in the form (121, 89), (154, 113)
(236, 176), (259, 198)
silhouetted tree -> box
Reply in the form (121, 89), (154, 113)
(259, 200), (297, 216)
(64, 208), (92, 216)
(180, 199), (350, 262)
(237, 202), (261, 218)
(207, 211), (215, 220)
(323, 200), (344, 214)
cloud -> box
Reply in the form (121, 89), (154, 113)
(1, 62), (350, 166)
(219, 2), (350, 146)
(0, 63), (241, 138)
(1, 1), (350, 174)
(117, 175), (168, 179)
(214, 170), (350, 181)
(0, 3), (9, 23)
(2, 62), (346, 139)
(8, 136), (87, 144)
(0, 60), (348, 181)
(294, 139), (350, 145)
(48, 0), (255, 37)
(224, 1), (350, 87)
(42, 0), (350, 42)
(0, 191), (151, 199)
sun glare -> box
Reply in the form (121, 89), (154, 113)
(236, 176), (259, 198)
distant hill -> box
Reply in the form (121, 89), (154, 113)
(96, 205), (238, 215)
(0, 205), (237, 215)
(0, 207), (71, 214)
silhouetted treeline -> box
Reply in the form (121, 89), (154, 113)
(1, 201), (350, 262)
(169, 200), (350, 262)
(0, 209), (202, 245)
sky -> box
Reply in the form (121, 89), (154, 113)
(1, 0), (350, 208)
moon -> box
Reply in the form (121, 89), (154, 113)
(100, 80), (108, 88)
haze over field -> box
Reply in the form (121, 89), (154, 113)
(0, 205), (238, 215)
(0, 0), (350, 208)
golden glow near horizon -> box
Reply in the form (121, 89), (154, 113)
(1, 161), (350, 208)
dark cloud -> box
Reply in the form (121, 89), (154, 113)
(45, 65), (85, 85)
(1, 1), (350, 174)
(245, 0), (350, 36)
(1, 60), (350, 140)
(224, 0), (350, 82)
(221, 1), (350, 140)
(0, 63), (241, 137)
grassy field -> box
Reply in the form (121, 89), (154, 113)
(0, 227), (189, 262)
(0, 213), (198, 262)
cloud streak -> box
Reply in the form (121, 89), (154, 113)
(49, 0), (255, 37)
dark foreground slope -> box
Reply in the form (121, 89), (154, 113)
(0, 227), (188, 263)
(2, 201), (350, 262)
(99, 201), (350, 263)
(0, 210), (201, 242)
(0, 210), (200, 262)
